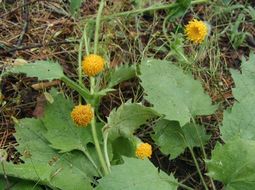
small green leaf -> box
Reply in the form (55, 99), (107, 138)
(70, 0), (84, 15)
(0, 149), (7, 161)
(176, 0), (191, 8)
(4, 60), (64, 81)
(153, 119), (210, 159)
(107, 64), (136, 88)
(96, 157), (179, 190)
(207, 138), (255, 190)
(43, 92), (54, 104)
(167, 0), (191, 21)
(107, 103), (159, 141)
(139, 59), (216, 126)
(221, 53), (255, 141)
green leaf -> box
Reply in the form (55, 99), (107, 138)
(170, 33), (185, 60)
(166, 0), (190, 21)
(110, 136), (139, 164)
(70, 0), (84, 15)
(4, 60), (64, 81)
(96, 157), (179, 190)
(41, 89), (93, 153)
(221, 53), (255, 141)
(0, 90), (100, 190)
(107, 65), (136, 88)
(0, 176), (43, 190)
(0, 117), (94, 190)
(176, 0), (191, 8)
(231, 53), (255, 101)
(107, 103), (159, 141)
(139, 59), (216, 126)
(153, 119), (210, 159)
(207, 138), (255, 190)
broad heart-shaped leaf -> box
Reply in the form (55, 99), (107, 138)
(231, 53), (255, 101)
(4, 60), (64, 81)
(96, 157), (179, 190)
(221, 53), (255, 141)
(207, 138), (255, 190)
(139, 59), (216, 126)
(107, 64), (136, 88)
(41, 89), (94, 153)
(0, 118), (94, 190)
(152, 119), (210, 159)
(107, 102), (159, 141)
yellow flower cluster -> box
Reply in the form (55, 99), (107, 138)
(82, 54), (105, 77)
(71, 104), (93, 127)
(185, 19), (208, 44)
(135, 143), (152, 160)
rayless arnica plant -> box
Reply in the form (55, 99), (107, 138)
(1, 0), (255, 190)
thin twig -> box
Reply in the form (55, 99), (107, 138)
(0, 0), (40, 19)
(16, 0), (29, 47)
(0, 40), (79, 55)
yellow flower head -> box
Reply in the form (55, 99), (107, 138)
(82, 54), (105, 77)
(71, 104), (93, 127)
(135, 143), (152, 160)
(185, 19), (208, 44)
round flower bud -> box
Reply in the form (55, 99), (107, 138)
(185, 19), (208, 44)
(135, 143), (152, 160)
(82, 54), (105, 77)
(71, 104), (93, 127)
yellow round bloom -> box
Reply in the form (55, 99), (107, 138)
(82, 54), (105, 77)
(135, 143), (152, 160)
(185, 19), (208, 44)
(71, 104), (93, 127)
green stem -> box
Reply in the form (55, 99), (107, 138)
(103, 131), (111, 171)
(162, 13), (189, 64)
(100, 0), (208, 20)
(81, 148), (103, 177)
(83, 24), (90, 55)
(61, 76), (91, 101)
(87, 0), (109, 176)
(91, 108), (109, 175)
(176, 182), (194, 190)
(191, 117), (216, 190)
(78, 28), (85, 104)
(94, 0), (105, 54)
(188, 147), (209, 190)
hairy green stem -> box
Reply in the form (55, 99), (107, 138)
(94, 0), (105, 54)
(90, 76), (108, 175)
(90, 107), (109, 175)
(175, 182), (194, 190)
(83, 25), (90, 55)
(78, 28), (85, 104)
(188, 146), (209, 190)
(100, 0), (208, 20)
(162, 14), (189, 64)
(191, 117), (216, 190)
(89, 0), (109, 176)
(103, 131), (111, 172)
(61, 76), (91, 101)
